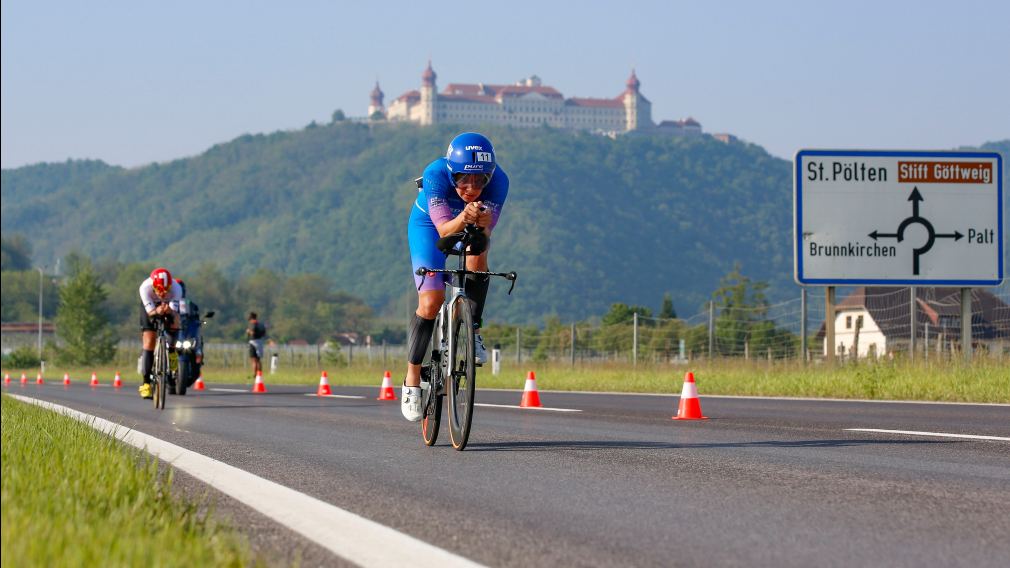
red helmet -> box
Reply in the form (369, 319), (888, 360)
(150, 268), (173, 297)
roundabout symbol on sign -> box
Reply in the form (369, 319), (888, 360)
(867, 187), (963, 275)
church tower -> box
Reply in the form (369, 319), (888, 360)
(368, 81), (385, 119)
(623, 69), (652, 131)
(420, 61), (437, 125)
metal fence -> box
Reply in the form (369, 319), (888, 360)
(480, 285), (1010, 365)
(111, 340), (409, 372)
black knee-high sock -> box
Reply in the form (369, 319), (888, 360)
(465, 274), (490, 328)
(407, 313), (436, 365)
(141, 350), (154, 384)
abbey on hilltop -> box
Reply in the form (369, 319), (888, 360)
(366, 62), (705, 138)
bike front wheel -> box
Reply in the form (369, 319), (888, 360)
(153, 340), (168, 410)
(447, 296), (476, 450)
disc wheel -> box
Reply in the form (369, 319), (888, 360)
(421, 341), (443, 445)
(422, 390), (443, 446)
(448, 297), (476, 450)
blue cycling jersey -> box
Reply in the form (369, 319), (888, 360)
(413, 158), (509, 230)
(408, 158), (509, 291)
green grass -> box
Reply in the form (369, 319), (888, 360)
(7, 356), (1008, 403)
(0, 395), (255, 567)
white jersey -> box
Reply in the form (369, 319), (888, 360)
(139, 278), (186, 315)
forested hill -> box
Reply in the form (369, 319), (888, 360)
(3, 124), (1006, 323)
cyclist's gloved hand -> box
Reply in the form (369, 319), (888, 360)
(462, 201), (483, 225)
(475, 203), (492, 229)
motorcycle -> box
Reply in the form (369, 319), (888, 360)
(173, 307), (214, 395)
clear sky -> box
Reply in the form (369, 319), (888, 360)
(2, 0), (1008, 169)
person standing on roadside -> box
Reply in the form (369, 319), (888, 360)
(246, 312), (267, 378)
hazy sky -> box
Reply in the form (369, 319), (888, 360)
(2, 0), (1008, 168)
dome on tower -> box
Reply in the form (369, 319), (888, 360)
(626, 69), (640, 92)
(422, 61), (437, 86)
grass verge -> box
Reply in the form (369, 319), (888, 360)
(7, 356), (1008, 403)
(0, 394), (254, 567)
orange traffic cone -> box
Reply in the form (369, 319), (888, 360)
(4, 373), (11, 386)
(520, 371), (542, 408)
(63, 373), (71, 387)
(90, 372), (100, 388)
(193, 373), (206, 391)
(317, 371), (333, 396)
(252, 370), (267, 393)
(377, 370), (396, 400)
(113, 372), (123, 388)
(20, 372), (28, 386)
(36, 371), (44, 385)
(672, 372), (708, 420)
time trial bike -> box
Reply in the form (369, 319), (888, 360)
(415, 224), (516, 450)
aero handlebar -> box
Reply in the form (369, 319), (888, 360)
(415, 267), (518, 295)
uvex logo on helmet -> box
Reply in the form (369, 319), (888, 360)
(445, 132), (496, 179)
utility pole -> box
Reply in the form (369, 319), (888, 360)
(632, 312), (638, 367)
(961, 288), (972, 361)
(570, 323), (576, 367)
(909, 286), (916, 357)
(37, 266), (45, 361)
(825, 286), (836, 364)
(800, 288), (808, 364)
(707, 301), (714, 359)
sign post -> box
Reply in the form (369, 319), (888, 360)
(794, 150), (1003, 360)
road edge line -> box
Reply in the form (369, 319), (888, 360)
(8, 394), (485, 568)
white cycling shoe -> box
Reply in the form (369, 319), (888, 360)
(401, 385), (423, 422)
(474, 333), (487, 366)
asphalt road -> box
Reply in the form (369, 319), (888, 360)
(7, 379), (1010, 567)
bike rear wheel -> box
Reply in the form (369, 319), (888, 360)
(421, 335), (443, 445)
(448, 297), (476, 450)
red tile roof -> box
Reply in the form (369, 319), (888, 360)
(439, 93), (497, 104)
(443, 83), (507, 96)
(495, 85), (564, 99)
(393, 90), (420, 103)
(565, 97), (623, 108)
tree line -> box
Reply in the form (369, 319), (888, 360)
(4, 236), (797, 366)
(2, 235), (391, 366)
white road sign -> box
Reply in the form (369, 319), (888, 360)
(794, 150), (1003, 286)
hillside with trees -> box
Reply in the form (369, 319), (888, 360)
(3, 122), (1006, 324)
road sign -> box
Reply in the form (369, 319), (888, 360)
(794, 150), (1003, 286)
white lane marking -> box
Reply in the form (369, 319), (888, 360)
(10, 394), (484, 568)
(475, 402), (582, 413)
(846, 428), (1010, 442)
(303, 393), (366, 400)
(210, 388), (249, 393)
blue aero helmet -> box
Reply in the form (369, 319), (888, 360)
(445, 132), (496, 181)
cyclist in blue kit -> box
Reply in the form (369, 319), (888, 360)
(402, 132), (509, 421)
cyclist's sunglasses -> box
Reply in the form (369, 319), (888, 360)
(452, 172), (492, 188)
